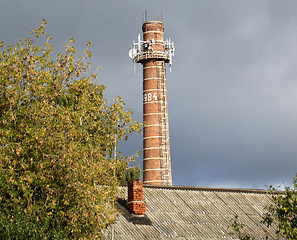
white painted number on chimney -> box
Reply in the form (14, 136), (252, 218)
(144, 93), (158, 102)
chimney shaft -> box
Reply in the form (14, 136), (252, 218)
(129, 20), (174, 186)
(140, 21), (172, 186)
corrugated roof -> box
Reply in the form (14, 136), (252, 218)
(102, 185), (281, 239)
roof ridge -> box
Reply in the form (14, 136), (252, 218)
(142, 184), (277, 194)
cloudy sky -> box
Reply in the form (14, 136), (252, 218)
(2, 0), (297, 189)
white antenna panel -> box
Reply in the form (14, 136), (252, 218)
(129, 49), (138, 59)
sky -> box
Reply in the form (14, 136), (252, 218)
(2, 0), (297, 189)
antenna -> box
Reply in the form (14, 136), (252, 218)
(129, 18), (175, 72)
(161, 10), (163, 22)
(145, 9), (147, 22)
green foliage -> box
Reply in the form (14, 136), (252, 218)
(230, 175), (297, 240)
(263, 177), (297, 239)
(0, 20), (141, 239)
(229, 215), (255, 240)
(123, 165), (142, 183)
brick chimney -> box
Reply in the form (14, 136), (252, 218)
(129, 20), (175, 186)
(126, 179), (146, 215)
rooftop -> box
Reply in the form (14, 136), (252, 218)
(102, 185), (279, 239)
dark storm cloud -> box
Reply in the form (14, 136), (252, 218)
(2, 0), (297, 189)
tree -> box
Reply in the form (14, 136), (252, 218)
(0, 20), (141, 239)
(229, 176), (297, 239)
(229, 215), (255, 240)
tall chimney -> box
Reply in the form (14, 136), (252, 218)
(129, 20), (175, 185)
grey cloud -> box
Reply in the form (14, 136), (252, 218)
(1, 0), (297, 189)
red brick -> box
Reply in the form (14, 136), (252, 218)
(127, 179), (146, 215)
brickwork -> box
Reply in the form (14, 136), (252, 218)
(126, 179), (146, 215)
(138, 21), (172, 186)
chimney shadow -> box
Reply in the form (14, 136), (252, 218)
(116, 198), (152, 225)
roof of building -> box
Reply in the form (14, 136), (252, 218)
(102, 185), (280, 239)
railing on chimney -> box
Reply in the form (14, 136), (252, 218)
(158, 61), (172, 185)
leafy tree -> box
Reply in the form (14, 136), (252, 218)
(122, 165), (142, 183)
(262, 177), (297, 239)
(0, 20), (141, 239)
(229, 215), (255, 240)
(229, 176), (297, 239)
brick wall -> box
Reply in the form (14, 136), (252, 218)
(126, 179), (146, 215)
